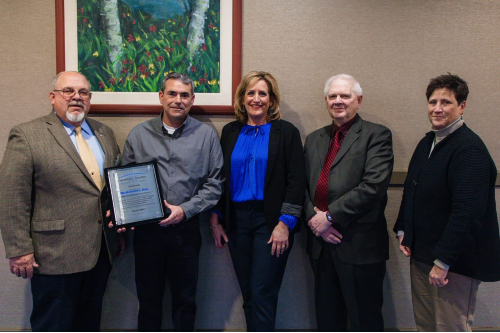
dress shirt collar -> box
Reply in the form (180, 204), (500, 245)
(55, 111), (92, 136)
(331, 114), (359, 138)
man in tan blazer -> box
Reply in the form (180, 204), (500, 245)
(0, 71), (122, 331)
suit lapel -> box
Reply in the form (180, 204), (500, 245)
(265, 120), (280, 187)
(316, 125), (331, 168)
(88, 119), (112, 168)
(45, 112), (104, 190)
(224, 122), (242, 187)
(45, 113), (93, 182)
(331, 116), (361, 168)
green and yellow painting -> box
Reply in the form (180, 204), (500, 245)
(77, 0), (220, 93)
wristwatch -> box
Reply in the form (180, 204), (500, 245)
(325, 211), (334, 223)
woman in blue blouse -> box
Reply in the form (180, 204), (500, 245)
(210, 71), (306, 331)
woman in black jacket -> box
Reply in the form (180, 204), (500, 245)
(210, 71), (305, 331)
(394, 73), (500, 332)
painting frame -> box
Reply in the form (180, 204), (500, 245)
(55, 0), (242, 115)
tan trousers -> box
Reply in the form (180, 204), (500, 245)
(410, 259), (480, 332)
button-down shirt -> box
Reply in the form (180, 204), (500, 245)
(121, 113), (224, 220)
(230, 123), (271, 202)
(60, 118), (105, 176)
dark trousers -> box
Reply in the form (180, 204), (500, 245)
(311, 244), (386, 332)
(228, 201), (293, 332)
(30, 237), (111, 332)
(133, 217), (201, 332)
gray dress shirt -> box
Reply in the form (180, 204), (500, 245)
(121, 113), (224, 220)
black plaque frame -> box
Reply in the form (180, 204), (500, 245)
(104, 160), (169, 229)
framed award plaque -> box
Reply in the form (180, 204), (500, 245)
(104, 161), (169, 229)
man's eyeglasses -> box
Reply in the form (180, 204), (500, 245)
(53, 88), (92, 100)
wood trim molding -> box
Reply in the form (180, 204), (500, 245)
(390, 170), (408, 186)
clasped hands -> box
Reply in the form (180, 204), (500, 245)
(308, 207), (343, 244)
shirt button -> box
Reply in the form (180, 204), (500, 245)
(169, 187), (173, 191)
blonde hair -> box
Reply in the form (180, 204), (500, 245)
(234, 71), (282, 123)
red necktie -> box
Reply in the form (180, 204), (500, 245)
(314, 130), (342, 211)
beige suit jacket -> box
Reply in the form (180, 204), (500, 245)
(0, 112), (121, 274)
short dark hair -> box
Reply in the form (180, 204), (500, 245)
(426, 73), (469, 105)
(160, 72), (194, 95)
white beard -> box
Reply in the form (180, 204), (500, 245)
(66, 110), (85, 123)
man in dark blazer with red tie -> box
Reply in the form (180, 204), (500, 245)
(304, 74), (394, 331)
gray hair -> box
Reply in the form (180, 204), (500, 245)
(161, 72), (194, 95)
(324, 74), (362, 97)
(52, 71), (89, 90)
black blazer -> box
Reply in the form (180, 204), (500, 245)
(394, 124), (500, 282)
(216, 119), (306, 235)
(304, 116), (394, 264)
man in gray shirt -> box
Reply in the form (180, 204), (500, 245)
(121, 73), (223, 331)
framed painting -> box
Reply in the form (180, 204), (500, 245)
(55, 0), (242, 115)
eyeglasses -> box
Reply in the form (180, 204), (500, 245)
(53, 88), (92, 100)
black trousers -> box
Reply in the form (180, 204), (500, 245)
(311, 244), (386, 332)
(133, 217), (201, 332)
(30, 236), (111, 332)
(228, 201), (293, 332)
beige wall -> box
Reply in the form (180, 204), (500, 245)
(1, 0), (500, 330)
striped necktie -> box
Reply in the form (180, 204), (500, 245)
(314, 130), (343, 211)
